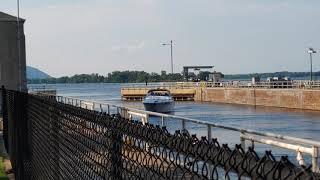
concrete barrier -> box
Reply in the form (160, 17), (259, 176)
(199, 88), (320, 111)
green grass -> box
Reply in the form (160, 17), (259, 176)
(0, 157), (8, 180)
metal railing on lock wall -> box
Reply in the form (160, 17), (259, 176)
(121, 80), (320, 89)
(34, 91), (320, 173)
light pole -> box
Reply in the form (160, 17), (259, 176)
(17, 0), (22, 91)
(307, 47), (317, 81)
(162, 40), (173, 74)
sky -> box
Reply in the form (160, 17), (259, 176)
(2, 0), (320, 77)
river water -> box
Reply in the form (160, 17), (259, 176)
(29, 83), (320, 164)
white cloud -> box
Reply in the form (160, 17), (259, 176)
(111, 41), (145, 53)
(128, 41), (145, 53)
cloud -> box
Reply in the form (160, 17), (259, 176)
(128, 41), (145, 53)
(111, 41), (145, 53)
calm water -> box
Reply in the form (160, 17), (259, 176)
(29, 83), (320, 163)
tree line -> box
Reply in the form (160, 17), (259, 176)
(27, 70), (320, 84)
(27, 71), (184, 84)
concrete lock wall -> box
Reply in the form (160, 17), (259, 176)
(0, 13), (27, 91)
(196, 88), (320, 111)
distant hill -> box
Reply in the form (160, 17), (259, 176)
(26, 66), (51, 79)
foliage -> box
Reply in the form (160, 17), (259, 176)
(27, 71), (184, 84)
(27, 70), (320, 84)
(0, 157), (8, 179)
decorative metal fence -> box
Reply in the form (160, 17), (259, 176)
(1, 88), (319, 179)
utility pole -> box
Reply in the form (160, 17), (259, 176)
(170, 40), (173, 74)
(307, 48), (317, 81)
(17, 0), (22, 91)
(310, 53), (313, 81)
(162, 40), (174, 74)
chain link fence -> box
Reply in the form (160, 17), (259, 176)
(1, 88), (319, 179)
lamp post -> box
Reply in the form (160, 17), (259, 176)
(307, 47), (317, 81)
(162, 40), (173, 74)
(17, 0), (22, 91)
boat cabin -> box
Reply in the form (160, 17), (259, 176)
(147, 89), (171, 96)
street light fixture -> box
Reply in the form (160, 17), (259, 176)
(162, 40), (173, 74)
(307, 47), (317, 81)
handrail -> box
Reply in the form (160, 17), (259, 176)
(120, 80), (320, 89)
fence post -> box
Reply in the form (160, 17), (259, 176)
(207, 125), (212, 179)
(50, 102), (60, 178)
(141, 114), (149, 125)
(312, 146), (319, 172)
(240, 131), (246, 151)
(110, 117), (122, 179)
(207, 125), (212, 141)
(1, 86), (8, 152)
(181, 119), (186, 130)
(161, 116), (164, 127)
(100, 104), (103, 112)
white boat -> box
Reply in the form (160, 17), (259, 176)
(143, 89), (174, 113)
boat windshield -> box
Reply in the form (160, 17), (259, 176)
(149, 91), (170, 96)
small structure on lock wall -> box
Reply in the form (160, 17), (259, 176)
(183, 66), (224, 82)
(209, 71), (224, 82)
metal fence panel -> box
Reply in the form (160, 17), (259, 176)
(1, 88), (319, 179)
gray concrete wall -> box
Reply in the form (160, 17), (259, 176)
(0, 16), (27, 91)
(197, 87), (320, 111)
